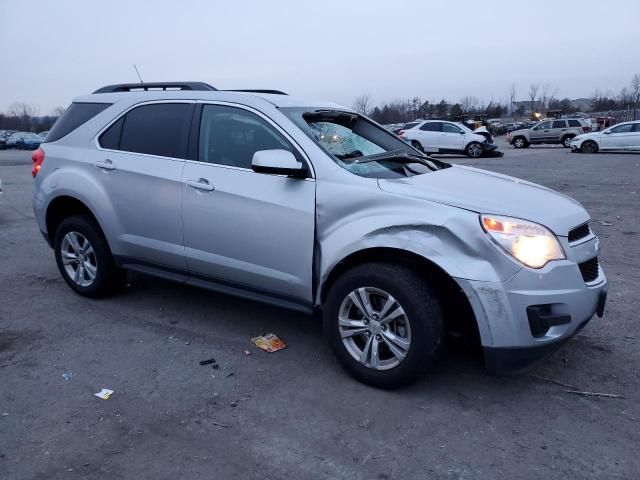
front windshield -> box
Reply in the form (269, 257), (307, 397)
(281, 107), (449, 178)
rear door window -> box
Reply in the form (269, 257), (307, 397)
(552, 120), (566, 129)
(46, 102), (111, 142)
(420, 122), (441, 132)
(568, 119), (581, 127)
(117, 103), (193, 158)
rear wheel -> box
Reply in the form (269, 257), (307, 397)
(580, 140), (599, 153)
(512, 136), (528, 148)
(562, 135), (575, 148)
(323, 263), (443, 389)
(465, 141), (483, 158)
(54, 215), (122, 298)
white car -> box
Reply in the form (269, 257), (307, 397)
(570, 120), (640, 153)
(400, 120), (498, 158)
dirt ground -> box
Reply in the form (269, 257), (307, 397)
(1, 141), (638, 479)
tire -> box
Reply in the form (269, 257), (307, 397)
(411, 140), (423, 152)
(465, 141), (483, 158)
(561, 135), (575, 148)
(580, 140), (599, 154)
(54, 214), (122, 298)
(512, 136), (528, 148)
(323, 262), (443, 389)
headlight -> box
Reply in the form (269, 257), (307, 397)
(481, 214), (565, 269)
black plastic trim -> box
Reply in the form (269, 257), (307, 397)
(93, 82), (217, 94)
(484, 317), (594, 375)
(527, 305), (571, 338)
(225, 89), (288, 95)
(113, 256), (313, 314)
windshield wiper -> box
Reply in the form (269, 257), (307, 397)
(354, 149), (446, 171)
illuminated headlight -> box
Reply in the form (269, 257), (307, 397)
(481, 214), (565, 269)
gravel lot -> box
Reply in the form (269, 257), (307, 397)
(1, 140), (639, 479)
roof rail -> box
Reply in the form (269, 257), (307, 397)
(93, 82), (217, 94)
(225, 89), (288, 95)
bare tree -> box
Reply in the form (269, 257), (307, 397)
(528, 83), (540, 116)
(631, 73), (640, 119)
(352, 93), (373, 116)
(539, 83), (557, 114)
(51, 106), (66, 117)
(459, 96), (479, 113)
(509, 84), (517, 114)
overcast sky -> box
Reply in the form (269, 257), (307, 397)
(1, 0), (639, 113)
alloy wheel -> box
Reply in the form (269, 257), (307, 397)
(338, 287), (411, 370)
(60, 231), (97, 287)
(468, 143), (483, 157)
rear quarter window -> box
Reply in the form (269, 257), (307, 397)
(45, 102), (111, 142)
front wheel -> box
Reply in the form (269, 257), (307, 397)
(512, 136), (528, 148)
(323, 263), (443, 389)
(411, 140), (424, 152)
(580, 140), (599, 153)
(465, 141), (483, 158)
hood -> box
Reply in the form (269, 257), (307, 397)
(574, 131), (599, 141)
(377, 165), (588, 235)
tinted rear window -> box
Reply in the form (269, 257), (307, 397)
(118, 103), (193, 158)
(46, 102), (111, 142)
(552, 120), (566, 128)
(568, 119), (581, 127)
(420, 122), (441, 132)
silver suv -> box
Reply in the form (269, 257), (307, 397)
(33, 82), (608, 388)
(510, 118), (590, 148)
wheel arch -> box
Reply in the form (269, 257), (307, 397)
(319, 247), (481, 350)
(45, 196), (107, 247)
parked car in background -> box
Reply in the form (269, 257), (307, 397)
(6, 132), (43, 150)
(401, 120), (499, 157)
(570, 120), (640, 153)
(509, 118), (590, 148)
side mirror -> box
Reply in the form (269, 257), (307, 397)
(251, 149), (307, 178)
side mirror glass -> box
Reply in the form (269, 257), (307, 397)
(252, 149), (307, 178)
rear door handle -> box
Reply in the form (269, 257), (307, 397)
(95, 159), (115, 170)
(186, 178), (214, 191)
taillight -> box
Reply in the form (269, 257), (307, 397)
(32, 148), (44, 177)
(398, 130), (406, 137)
(582, 126), (589, 133)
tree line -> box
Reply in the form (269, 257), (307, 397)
(0, 103), (65, 132)
(355, 73), (640, 124)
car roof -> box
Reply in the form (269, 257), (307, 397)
(72, 90), (348, 111)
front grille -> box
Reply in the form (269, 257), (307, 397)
(578, 257), (599, 283)
(568, 223), (591, 242)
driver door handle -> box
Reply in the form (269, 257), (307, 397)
(186, 178), (215, 191)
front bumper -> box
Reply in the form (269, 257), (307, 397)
(456, 250), (608, 374)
